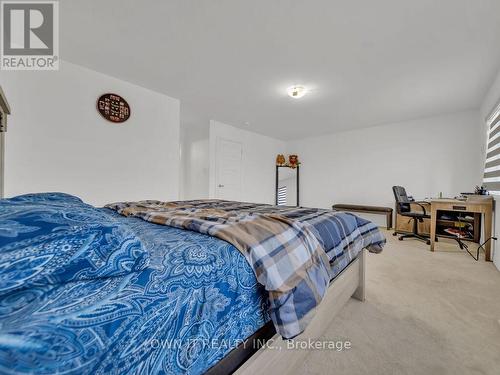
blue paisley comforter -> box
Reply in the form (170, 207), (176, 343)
(0, 193), (269, 374)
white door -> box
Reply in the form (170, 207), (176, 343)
(215, 138), (242, 201)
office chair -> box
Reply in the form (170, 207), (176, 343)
(392, 186), (433, 245)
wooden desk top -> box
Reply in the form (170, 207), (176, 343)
(430, 196), (493, 206)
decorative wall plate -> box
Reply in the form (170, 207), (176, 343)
(97, 93), (131, 123)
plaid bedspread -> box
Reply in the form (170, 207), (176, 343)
(105, 200), (385, 339)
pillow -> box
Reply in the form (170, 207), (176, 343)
(0, 193), (149, 295)
(6, 192), (84, 204)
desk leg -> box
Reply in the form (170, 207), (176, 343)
(430, 207), (437, 252)
(484, 209), (493, 261)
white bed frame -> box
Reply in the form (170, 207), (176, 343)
(236, 249), (366, 374)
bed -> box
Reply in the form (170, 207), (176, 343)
(0, 193), (385, 374)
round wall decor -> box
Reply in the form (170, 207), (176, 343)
(97, 93), (131, 123)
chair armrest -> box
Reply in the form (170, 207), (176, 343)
(413, 202), (429, 216)
(414, 200), (431, 206)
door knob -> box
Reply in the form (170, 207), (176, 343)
(218, 184), (224, 188)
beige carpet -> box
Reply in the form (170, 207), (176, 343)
(296, 231), (500, 375)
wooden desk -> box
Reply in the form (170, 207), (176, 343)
(430, 197), (494, 261)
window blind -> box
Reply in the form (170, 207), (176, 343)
(483, 101), (500, 194)
(277, 186), (287, 206)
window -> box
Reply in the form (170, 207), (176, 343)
(277, 186), (287, 206)
(484, 102), (500, 195)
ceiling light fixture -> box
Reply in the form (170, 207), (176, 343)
(287, 85), (307, 99)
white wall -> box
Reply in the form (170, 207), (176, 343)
(0, 61), (180, 206)
(287, 110), (484, 226)
(480, 68), (500, 270)
(209, 120), (285, 204)
(181, 121), (210, 199)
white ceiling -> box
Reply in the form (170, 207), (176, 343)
(61, 0), (500, 140)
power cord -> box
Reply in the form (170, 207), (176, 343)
(456, 236), (497, 261)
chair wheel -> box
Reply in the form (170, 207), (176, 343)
(398, 237), (403, 241)
(426, 240), (431, 245)
(393, 232), (398, 236)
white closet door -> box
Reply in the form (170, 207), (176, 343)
(215, 138), (243, 201)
